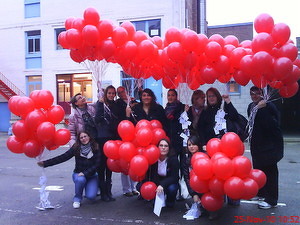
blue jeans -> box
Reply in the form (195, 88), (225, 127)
(72, 173), (98, 203)
(166, 183), (179, 205)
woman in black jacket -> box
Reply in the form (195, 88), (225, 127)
(126, 88), (167, 130)
(138, 138), (180, 207)
(95, 85), (120, 202)
(37, 131), (100, 209)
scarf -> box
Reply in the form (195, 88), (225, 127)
(80, 143), (93, 159)
(165, 100), (181, 120)
(191, 106), (203, 129)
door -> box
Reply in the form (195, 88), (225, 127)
(144, 77), (162, 105)
(0, 102), (10, 132)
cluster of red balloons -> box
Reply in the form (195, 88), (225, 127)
(6, 90), (71, 158)
(104, 119), (167, 184)
(60, 8), (299, 98)
(190, 132), (266, 212)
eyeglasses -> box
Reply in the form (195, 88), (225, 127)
(76, 96), (84, 101)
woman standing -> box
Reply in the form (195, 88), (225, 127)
(95, 85), (120, 202)
(126, 88), (167, 129)
(37, 131), (100, 209)
(138, 139), (180, 207)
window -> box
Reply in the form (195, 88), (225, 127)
(120, 71), (144, 100)
(227, 81), (241, 95)
(26, 75), (42, 95)
(56, 74), (93, 114)
(55, 28), (66, 50)
(25, 30), (41, 69)
(131, 19), (161, 37)
(296, 37), (300, 57)
(25, 0), (40, 18)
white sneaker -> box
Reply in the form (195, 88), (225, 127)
(258, 201), (277, 209)
(73, 202), (80, 209)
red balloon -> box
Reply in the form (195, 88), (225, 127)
(23, 139), (43, 158)
(209, 177), (225, 197)
(220, 132), (244, 158)
(72, 18), (85, 31)
(254, 13), (274, 33)
(151, 128), (166, 145)
(181, 30), (199, 51)
(82, 25), (99, 46)
(210, 152), (227, 163)
(65, 17), (75, 30)
(138, 40), (155, 59)
(143, 145), (160, 165)
(205, 41), (222, 62)
(103, 140), (120, 160)
(30, 90), (54, 110)
(200, 65), (218, 84)
(230, 47), (247, 69)
(54, 128), (71, 146)
(193, 158), (213, 180)
(65, 28), (83, 49)
(167, 42), (185, 62)
(120, 21), (136, 39)
(25, 109), (47, 131)
(279, 82), (299, 98)
(248, 169), (267, 189)
(190, 174), (209, 193)
(130, 155), (149, 177)
(136, 128), (153, 147)
(135, 119), (152, 131)
(121, 41), (137, 60)
(46, 105), (65, 124)
(128, 169), (145, 182)
(212, 156), (234, 180)
(17, 96), (35, 117)
(206, 138), (221, 157)
(252, 33), (274, 53)
(232, 156), (252, 178)
(223, 44), (236, 58)
(83, 7), (100, 26)
(112, 27), (128, 47)
(107, 159), (122, 173)
(201, 192), (224, 212)
(58, 31), (70, 49)
(233, 70), (250, 86)
(133, 30), (149, 45)
(119, 142), (137, 162)
(150, 120), (163, 129)
(224, 35), (239, 47)
(119, 159), (130, 175)
(224, 176), (245, 200)
(165, 27), (181, 44)
(191, 152), (209, 165)
(118, 120), (135, 142)
(252, 51), (273, 75)
(70, 49), (84, 63)
(37, 122), (56, 143)
(6, 136), (24, 154)
(282, 65), (300, 86)
(12, 120), (30, 141)
(213, 55), (230, 74)
(97, 20), (114, 39)
(8, 96), (21, 116)
(274, 57), (293, 80)
(242, 178), (259, 200)
(195, 34), (208, 54)
(209, 34), (225, 47)
(279, 43), (298, 61)
(271, 23), (291, 46)
(140, 181), (157, 200)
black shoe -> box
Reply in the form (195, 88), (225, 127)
(101, 195), (110, 202)
(124, 192), (134, 197)
(132, 191), (139, 196)
(108, 196), (116, 201)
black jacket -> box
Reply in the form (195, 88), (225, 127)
(247, 102), (283, 167)
(181, 152), (197, 197)
(95, 101), (120, 139)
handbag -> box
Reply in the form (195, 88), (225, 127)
(227, 114), (249, 142)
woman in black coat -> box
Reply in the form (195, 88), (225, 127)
(126, 88), (167, 130)
(138, 138), (180, 207)
(247, 86), (283, 209)
(198, 87), (239, 145)
(95, 85), (120, 202)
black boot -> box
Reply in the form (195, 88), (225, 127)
(106, 182), (115, 201)
(99, 183), (109, 202)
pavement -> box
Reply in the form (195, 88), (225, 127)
(0, 132), (300, 225)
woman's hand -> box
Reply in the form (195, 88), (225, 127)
(222, 94), (231, 104)
(126, 106), (132, 117)
(156, 185), (164, 194)
(37, 161), (44, 167)
(78, 172), (84, 176)
(184, 104), (189, 112)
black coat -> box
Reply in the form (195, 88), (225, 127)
(247, 102), (283, 167)
(181, 152), (197, 197)
(142, 155), (180, 190)
(198, 102), (239, 144)
(130, 102), (167, 130)
(95, 101), (120, 139)
(115, 98), (137, 121)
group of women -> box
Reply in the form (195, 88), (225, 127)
(36, 85), (241, 217)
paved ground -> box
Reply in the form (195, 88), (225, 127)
(0, 132), (299, 225)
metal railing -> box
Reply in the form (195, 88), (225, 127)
(0, 72), (25, 97)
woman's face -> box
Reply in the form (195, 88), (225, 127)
(207, 91), (218, 106)
(107, 88), (116, 101)
(75, 95), (86, 107)
(79, 132), (90, 145)
(167, 91), (177, 104)
(193, 94), (205, 108)
(187, 140), (199, 154)
(158, 140), (169, 157)
(141, 92), (152, 105)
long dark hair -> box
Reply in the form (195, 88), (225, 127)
(187, 135), (203, 154)
(157, 138), (175, 157)
(73, 131), (99, 156)
(206, 87), (222, 108)
(141, 88), (157, 106)
(103, 85), (116, 106)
